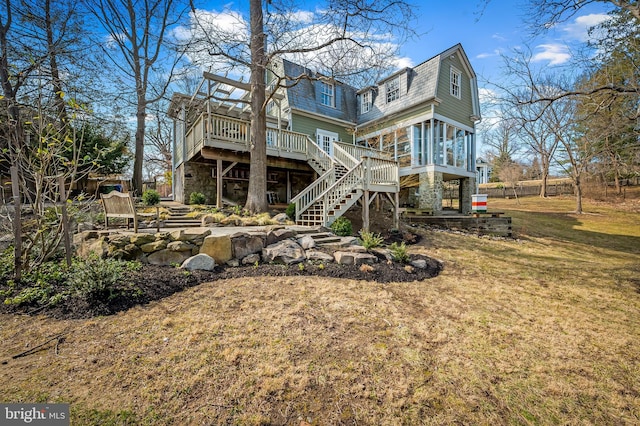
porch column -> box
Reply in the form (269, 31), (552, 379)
(418, 170), (443, 214)
(459, 177), (475, 215)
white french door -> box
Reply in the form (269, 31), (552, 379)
(316, 129), (338, 157)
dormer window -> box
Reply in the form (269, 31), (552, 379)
(361, 90), (372, 114)
(320, 80), (335, 107)
(386, 76), (400, 103)
(450, 66), (461, 99)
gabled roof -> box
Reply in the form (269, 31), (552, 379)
(282, 59), (358, 123)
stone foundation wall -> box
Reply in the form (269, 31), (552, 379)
(459, 177), (475, 215)
(183, 162), (216, 204)
(418, 171), (443, 213)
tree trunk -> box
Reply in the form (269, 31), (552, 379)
(574, 174), (583, 214)
(132, 101), (146, 196)
(540, 169), (548, 198)
(45, 0), (68, 129)
(245, 0), (268, 213)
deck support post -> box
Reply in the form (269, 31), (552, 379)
(362, 189), (370, 233)
(216, 159), (222, 209)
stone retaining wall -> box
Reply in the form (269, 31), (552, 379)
(73, 227), (388, 269)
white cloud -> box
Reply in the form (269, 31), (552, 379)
(561, 13), (611, 42)
(532, 43), (570, 65)
(394, 57), (413, 69)
(476, 49), (502, 59)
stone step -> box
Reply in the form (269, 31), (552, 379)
(312, 235), (343, 245)
(162, 221), (202, 228)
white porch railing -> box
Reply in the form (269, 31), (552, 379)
(334, 141), (390, 161)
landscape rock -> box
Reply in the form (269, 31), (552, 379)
(155, 232), (172, 241)
(241, 253), (261, 265)
(147, 249), (191, 266)
(410, 259), (428, 269)
(334, 251), (378, 266)
(262, 239), (306, 264)
(170, 228), (211, 244)
(305, 250), (334, 262)
(266, 228), (296, 245)
(107, 234), (132, 248)
(297, 235), (316, 249)
(199, 235), (233, 264)
(167, 241), (194, 252)
(78, 237), (108, 258)
(111, 243), (143, 261)
(129, 233), (155, 246)
(272, 213), (289, 223)
(181, 253), (216, 271)
(340, 244), (367, 253)
(201, 214), (218, 226)
(140, 240), (168, 253)
(372, 248), (393, 262)
(226, 258), (240, 267)
(232, 235), (264, 259)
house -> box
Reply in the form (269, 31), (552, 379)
(476, 157), (492, 185)
(167, 43), (481, 228)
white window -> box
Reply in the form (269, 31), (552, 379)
(320, 81), (335, 107)
(361, 90), (372, 114)
(450, 67), (461, 99)
(386, 77), (400, 103)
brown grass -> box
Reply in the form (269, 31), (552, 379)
(1, 195), (639, 425)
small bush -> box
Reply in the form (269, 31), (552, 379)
(142, 189), (160, 206)
(189, 192), (206, 205)
(331, 217), (353, 236)
(389, 242), (410, 263)
(68, 256), (141, 302)
(285, 203), (296, 219)
(359, 231), (384, 250)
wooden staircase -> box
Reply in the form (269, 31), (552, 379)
(293, 140), (399, 227)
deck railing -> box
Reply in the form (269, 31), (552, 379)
(335, 141), (390, 161)
(364, 156), (400, 189)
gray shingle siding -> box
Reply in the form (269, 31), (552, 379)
(283, 60), (357, 123)
(282, 44), (478, 131)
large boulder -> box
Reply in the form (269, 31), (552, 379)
(140, 239), (168, 253)
(147, 249), (191, 266)
(262, 239), (306, 264)
(110, 243), (144, 261)
(305, 250), (334, 262)
(232, 234), (264, 259)
(167, 241), (195, 252)
(266, 228), (296, 246)
(297, 235), (316, 250)
(181, 253), (216, 271)
(241, 253), (261, 265)
(334, 251), (378, 266)
(129, 233), (155, 246)
(170, 228), (212, 244)
(77, 237), (108, 258)
(199, 235), (233, 264)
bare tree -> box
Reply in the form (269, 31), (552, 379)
(85, 0), (188, 195)
(498, 161), (524, 203)
(186, 0), (415, 212)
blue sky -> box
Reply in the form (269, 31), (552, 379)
(398, 0), (612, 87)
(193, 0), (612, 91)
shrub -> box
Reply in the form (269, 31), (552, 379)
(189, 192), (206, 205)
(389, 242), (410, 263)
(285, 203), (296, 219)
(359, 231), (385, 250)
(68, 256), (141, 302)
(331, 217), (353, 236)
(142, 189), (160, 206)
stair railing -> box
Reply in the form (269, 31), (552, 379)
(333, 143), (359, 170)
(317, 160), (365, 223)
(290, 168), (336, 222)
(305, 136), (334, 174)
